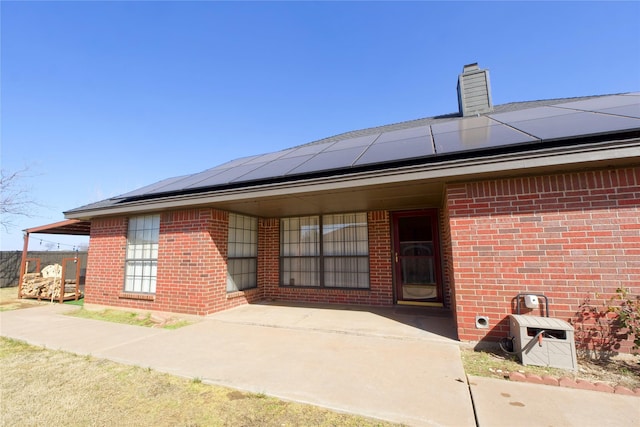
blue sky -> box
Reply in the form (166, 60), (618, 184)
(2, 1), (639, 251)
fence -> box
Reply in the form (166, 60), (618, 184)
(0, 251), (88, 288)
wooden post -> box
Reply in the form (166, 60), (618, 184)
(74, 256), (81, 301)
(60, 258), (82, 303)
(59, 259), (67, 304)
(17, 232), (29, 299)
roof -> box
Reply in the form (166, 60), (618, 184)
(66, 92), (640, 219)
(24, 219), (91, 236)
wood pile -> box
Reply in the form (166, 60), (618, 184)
(21, 266), (83, 300)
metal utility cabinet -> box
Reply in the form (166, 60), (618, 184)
(509, 314), (577, 371)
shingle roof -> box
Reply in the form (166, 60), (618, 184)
(65, 92), (640, 215)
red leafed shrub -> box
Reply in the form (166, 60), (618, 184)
(571, 288), (639, 359)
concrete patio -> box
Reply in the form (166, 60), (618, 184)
(1, 301), (638, 426)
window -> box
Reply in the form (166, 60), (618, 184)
(227, 213), (258, 292)
(281, 213), (369, 288)
(281, 216), (320, 286)
(124, 215), (159, 294)
(322, 213), (369, 288)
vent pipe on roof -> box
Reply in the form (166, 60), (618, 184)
(457, 63), (493, 117)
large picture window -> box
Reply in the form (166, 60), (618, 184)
(281, 213), (369, 289)
(227, 213), (258, 292)
(124, 215), (159, 294)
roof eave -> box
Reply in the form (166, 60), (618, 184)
(24, 219), (91, 236)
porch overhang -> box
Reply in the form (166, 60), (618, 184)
(24, 219), (92, 236)
(64, 137), (640, 220)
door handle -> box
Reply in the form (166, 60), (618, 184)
(395, 252), (398, 263)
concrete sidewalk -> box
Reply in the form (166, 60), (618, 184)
(1, 302), (638, 426)
(469, 375), (639, 427)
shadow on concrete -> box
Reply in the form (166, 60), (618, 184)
(213, 300), (460, 343)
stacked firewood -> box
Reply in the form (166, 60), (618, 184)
(21, 266), (82, 300)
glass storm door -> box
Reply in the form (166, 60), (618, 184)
(392, 210), (442, 306)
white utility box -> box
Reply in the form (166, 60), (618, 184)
(509, 314), (577, 371)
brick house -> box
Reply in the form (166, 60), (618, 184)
(64, 65), (640, 351)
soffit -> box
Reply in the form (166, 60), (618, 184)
(24, 219), (91, 236)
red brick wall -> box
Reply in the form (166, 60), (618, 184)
(155, 208), (225, 315)
(260, 218), (280, 300)
(263, 211), (394, 306)
(440, 203), (457, 322)
(439, 209), (453, 310)
(86, 208), (438, 314)
(446, 167), (640, 352)
(367, 211), (394, 305)
(85, 208), (262, 316)
(85, 217), (128, 306)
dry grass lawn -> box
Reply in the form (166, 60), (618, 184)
(0, 285), (47, 311)
(0, 338), (399, 427)
(1, 286), (398, 425)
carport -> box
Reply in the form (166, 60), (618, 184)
(18, 219), (91, 303)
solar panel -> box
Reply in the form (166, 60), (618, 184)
(354, 137), (434, 166)
(488, 106), (576, 123)
(432, 116), (498, 134)
(374, 125), (431, 144)
(324, 133), (380, 151)
(214, 154), (261, 168)
(230, 155), (316, 182)
(184, 163), (266, 189)
(280, 141), (336, 158)
(100, 92), (640, 204)
(593, 104), (640, 119)
(553, 94), (640, 112)
(116, 175), (191, 198)
(141, 169), (229, 194)
(504, 111), (640, 141)
(243, 149), (296, 164)
(349, 125), (433, 166)
(287, 146), (367, 175)
(438, 124), (537, 154)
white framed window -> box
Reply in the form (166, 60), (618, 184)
(227, 213), (258, 292)
(124, 215), (159, 294)
(281, 213), (369, 289)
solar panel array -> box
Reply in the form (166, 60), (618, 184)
(118, 93), (640, 199)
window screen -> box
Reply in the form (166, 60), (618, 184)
(227, 213), (258, 292)
(281, 213), (368, 288)
(124, 215), (159, 294)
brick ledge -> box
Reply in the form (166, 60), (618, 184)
(508, 371), (640, 397)
(226, 288), (260, 300)
(119, 293), (155, 301)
